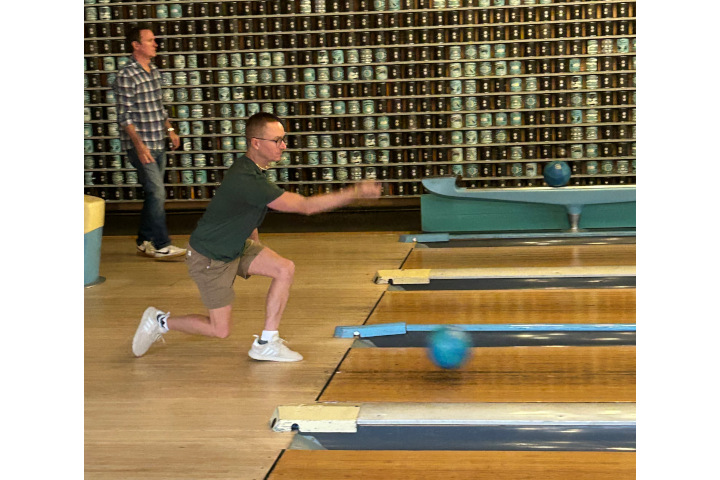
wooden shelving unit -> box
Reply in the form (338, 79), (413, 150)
(83, 0), (636, 206)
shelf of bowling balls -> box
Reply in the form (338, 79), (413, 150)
(84, 155), (636, 174)
(82, 9), (636, 30)
(277, 117), (636, 129)
(278, 136), (636, 148)
(84, 69), (637, 86)
(85, 26), (637, 42)
(84, 96), (636, 122)
(257, 156), (639, 168)
(96, 61), (636, 81)
(85, 181), (398, 191)
(185, 119), (634, 133)
(109, 109), (636, 124)
(84, 4), (635, 19)
(81, 29), (640, 133)
(87, 34), (638, 52)
(84, 56), (637, 79)
(87, 186), (428, 203)
(155, 96), (636, 108)
(85, 57), (634, 73)
(135, 37), (637, 56)
(84, 141), (637, 158)
(148, 112), (637, 125)
(84, 63), (637, 85)
(82, 117), (638, 149)
(85, 55), (636, 92)
(146, 31), (637, 48)
(155, 97), (636, 112)
(83, 102), (637, 119)
(265, 149), (635, 161)
(185, 38), (638, 56)
(281, 125), (637, 140)
(82, 112), (635, 126)
(166, 85), (637, 99)
(139, 14), (636, 29)
(84, 122), (636, 135)
(150, 89), (638, 104)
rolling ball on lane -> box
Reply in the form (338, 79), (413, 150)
(427, 326), (472, 370)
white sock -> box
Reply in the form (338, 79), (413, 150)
(260, 330), (278, 342)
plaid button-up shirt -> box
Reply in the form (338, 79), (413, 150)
(114, 56), (169, 151)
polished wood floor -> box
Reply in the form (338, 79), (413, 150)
(369, 289), (636, 325)
(84, 233), (413, 480)
(319, 346), (636, 403)
(85, 233), (635, 479)
(268, 450), (637, 480)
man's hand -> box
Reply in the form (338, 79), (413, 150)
(135, 142), (155, 164)
(354, 181), (382, 199)
(169, 130), (180, 150)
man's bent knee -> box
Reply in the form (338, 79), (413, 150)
(208, 306), (232, 339)
(213, 324), (231, 339)
(282, 259), (295, 279)
(274, 258), (295, 283)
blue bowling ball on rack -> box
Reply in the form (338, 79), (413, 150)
(427, 327), (472, 369)
(543, 161), (572, 187)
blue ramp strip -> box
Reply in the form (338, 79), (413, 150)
(334, 323), (407, 338)
(406, 324), (636, 333)
(335, 323), (635, 338)
(369, 331), (635, 347)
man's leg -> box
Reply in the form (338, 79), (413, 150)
(243, 246), (302, 361)
(162, 246), (236, 338)
(132, 305), (232, 357)
(132, 245), (302, 361)
(245, 247), (295, 331)
(126, 148), (171, 249)
(166, 304), (233, 338)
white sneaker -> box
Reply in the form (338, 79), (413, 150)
(150, 244), (187, 260)
(132, 307), (168, 357)
(248, 335), (303, 362)
(136, 241), (155, 257)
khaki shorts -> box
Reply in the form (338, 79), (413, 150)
(186, 240), (265, 310)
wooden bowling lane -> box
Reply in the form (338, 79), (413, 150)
(319, 346), (635, 403)
(369, 289), (636, 325)
(402, 243), (636, 270)
(267, 450), (636, 480)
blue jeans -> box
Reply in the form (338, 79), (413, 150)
(127, 148), (171, 250)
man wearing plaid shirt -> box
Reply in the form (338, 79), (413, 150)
(115, 24), (186, 260)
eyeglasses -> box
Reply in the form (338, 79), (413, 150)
(252, 136), (287, 147)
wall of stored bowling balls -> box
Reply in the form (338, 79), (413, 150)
(83, 0), (636, 203)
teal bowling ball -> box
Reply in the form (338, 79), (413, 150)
(543, 161), (571, 187)
(427, 327), (472, 369)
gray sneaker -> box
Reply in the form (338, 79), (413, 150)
(136, 241), (154, 257)
(149, 245), (187, 261)
(132, 307), (168, 357)
(248, 335), (303, 362)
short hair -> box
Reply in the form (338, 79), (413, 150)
(246, 112), (284, 142)
(126, 23), (154, 53)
